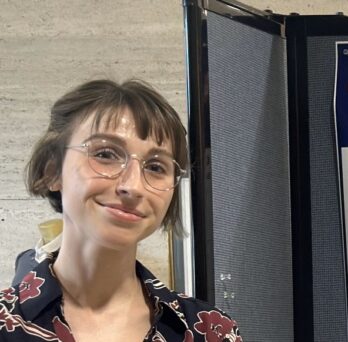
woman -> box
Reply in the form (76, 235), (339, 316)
(0, 79), (242, 341)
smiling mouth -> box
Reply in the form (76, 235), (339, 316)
(98, 202), (146, 222)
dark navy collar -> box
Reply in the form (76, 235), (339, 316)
(17, 255), (187, 335)
(17, 256), (62, 322)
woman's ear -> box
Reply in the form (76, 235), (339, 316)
(45, 160), (62, 192)
(49, 178), (62, 192)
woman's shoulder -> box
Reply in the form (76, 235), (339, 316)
(166, 291), (243, 342)
(138, 261), (243, 341)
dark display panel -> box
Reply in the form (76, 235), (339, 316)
(207, 11), (292, 341)
(307, 35), (348, 342)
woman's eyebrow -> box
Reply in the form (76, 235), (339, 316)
(146, 147), (173, 159)
(84, 133), (173, 158)
(84, 133), (127, 147)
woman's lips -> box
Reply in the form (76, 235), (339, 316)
(99, 203), (145, 222)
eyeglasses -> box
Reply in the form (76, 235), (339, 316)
(66, 137), (186, 191)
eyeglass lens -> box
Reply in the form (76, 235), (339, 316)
(86, 138), (182, 191)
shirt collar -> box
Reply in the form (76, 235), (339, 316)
(17, 255), (62, 322)
(136, 261), (188, 333)
(17, 256), (188, 333)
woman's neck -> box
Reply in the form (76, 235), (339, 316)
(53, 232), (140, 310)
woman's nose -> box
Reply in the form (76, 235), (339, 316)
(115, 159), (144, 198)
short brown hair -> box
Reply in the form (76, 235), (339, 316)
(26, 79), (188, 236)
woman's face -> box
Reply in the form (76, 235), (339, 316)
(52, 108), (174, 251)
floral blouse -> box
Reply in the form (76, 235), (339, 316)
(0, 256), (242, 341)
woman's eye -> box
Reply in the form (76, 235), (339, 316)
(145, 162), (167, 175)
(93, 149), (122, 161)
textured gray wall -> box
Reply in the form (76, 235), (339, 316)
(1, 0), (348, 290)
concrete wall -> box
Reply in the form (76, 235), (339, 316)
(1, 0), (348, 289)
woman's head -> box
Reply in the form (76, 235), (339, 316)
(26, 79), (188, 236)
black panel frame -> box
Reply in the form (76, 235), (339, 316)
(183, 0), (214, 303)
(285, 16), (314, 342)
(206, 0), (283, 35)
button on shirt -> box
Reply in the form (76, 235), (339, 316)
(0, 256), (242, 341)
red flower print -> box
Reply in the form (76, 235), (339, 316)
(0, 287), (16, 303)
(0, 304), (19, 332)
(19, 271), (45, 304)
(194, 310), (239, 342)
(53, 316), (75, 342)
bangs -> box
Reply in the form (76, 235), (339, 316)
(89, 90), (176, 152)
